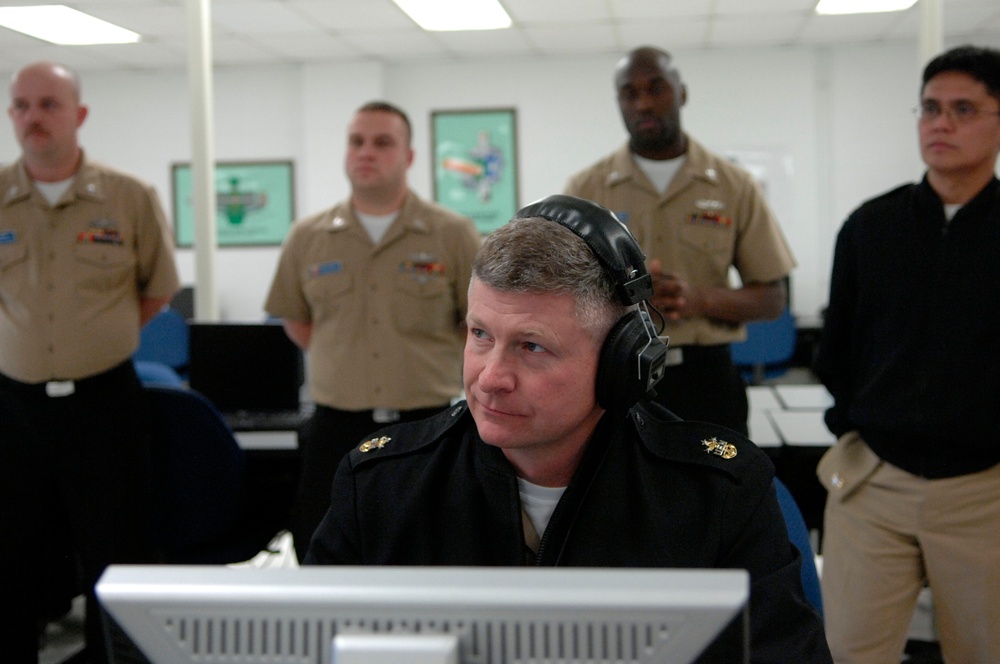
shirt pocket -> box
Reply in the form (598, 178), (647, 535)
(678, 222), (735, 277)
(303, 271), (354, 322)
(73, 241), (135, 292)
(392, 273), (452, 336)
(0, 237), (28, 271)
(0, 239), (29, 295)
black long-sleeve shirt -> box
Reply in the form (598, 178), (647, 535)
(816, 176), (1000, 478)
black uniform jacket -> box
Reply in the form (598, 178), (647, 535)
(305, 400), (831, 663)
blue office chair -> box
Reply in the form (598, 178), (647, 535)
(145, 385), (264, 563)
(730, 307), (797, 385)
(133, 359), (184, 387)
(135, 308), (190, 375)
(774, 477), (823, 617)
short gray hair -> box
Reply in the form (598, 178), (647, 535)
(472, 217), (629, 341)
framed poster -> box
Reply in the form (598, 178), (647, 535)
(172, 160), (295, 247)
(432, 108), (518, 234)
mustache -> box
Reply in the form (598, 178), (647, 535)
(23, 124), (48, 136)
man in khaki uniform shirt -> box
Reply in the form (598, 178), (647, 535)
(0, 62), (179, 661)
(265, 101), (480, 559)
(566, 46), (795, 435)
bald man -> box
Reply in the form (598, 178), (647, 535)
(566, 46), (795, 436)
(0, 61), (179, 662)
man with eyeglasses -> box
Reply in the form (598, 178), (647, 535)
(815, 44), (1000, 663)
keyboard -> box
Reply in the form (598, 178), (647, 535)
(223, 408), (312, 432)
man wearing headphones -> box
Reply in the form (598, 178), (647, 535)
(305, 195), (831, 663)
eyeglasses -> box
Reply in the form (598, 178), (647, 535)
(913, 100), (1000, 124)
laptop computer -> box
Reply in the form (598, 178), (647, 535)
(187, 322), (310, 432)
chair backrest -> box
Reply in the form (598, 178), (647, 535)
(773, 477), (824, 617)
(133, 360), (184, 387)
(730, 307), (797, 384)
(135, 308), (190, 373)
(145, 385), (249, 562)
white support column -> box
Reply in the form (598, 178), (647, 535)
(919, 0), (944, 66)
(186, 0), (219, 321)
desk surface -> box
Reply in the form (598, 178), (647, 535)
(773, 385), (833, 410)
(747, 384), (834, 448)
(235, 430), (298, 451)
(767, 410), (836, 447)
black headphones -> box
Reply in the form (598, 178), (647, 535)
(514, 195), (668, 410)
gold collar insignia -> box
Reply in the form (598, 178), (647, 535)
(358, 436), (391, 453)
(701, 437), (737, 460)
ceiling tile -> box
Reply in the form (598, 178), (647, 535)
(432, 28), (534, 56)
(211, 1), (327, 35)
(339, 28), (450, 60)
(710, 16), (809, 46)
(611, 0), (714, 20)
(798, 13), (906, 43)
(249, 33), (362, 60)
(618, 17), (711, 50)
(502, 0), (611, 24)
(713, 0), (817, 14)
(288, 0), (416, 31)
(520, 23), (621, 55)
(77, 4), (189, 38)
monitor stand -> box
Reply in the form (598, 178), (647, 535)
(334, 634), (459, 664)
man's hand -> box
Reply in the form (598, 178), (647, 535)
(649, 259), (705, 321)
(647, 259), (787, 324)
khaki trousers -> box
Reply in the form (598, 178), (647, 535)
(817, 432), (1000, 664)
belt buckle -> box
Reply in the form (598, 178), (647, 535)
(45, 380), (75, 398)
(373, 407), (400, 424)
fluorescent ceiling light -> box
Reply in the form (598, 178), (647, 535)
(0, 5), (140, 45)
(816, 0), (917, 15)
(392, 0), (512, 31)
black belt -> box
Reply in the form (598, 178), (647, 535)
(664, 344), (734, 367)
(317, 403), (450, 424)
(0, 360), (136, 399)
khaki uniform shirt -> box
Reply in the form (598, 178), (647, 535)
(0, 156), (180, 383)
(265, 191), (481, 411)
(566, 137), (796, 346)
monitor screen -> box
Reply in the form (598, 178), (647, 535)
(97, 565), (748, 664)
(187, 322), (304, 414)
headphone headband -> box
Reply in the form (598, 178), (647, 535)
(512, 195), (667, 410)
(514, 195), (653, 306)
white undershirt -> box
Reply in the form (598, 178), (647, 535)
(944, 203), (961, 222)
(518, 478), (566, 537)
(633, 153), (686, 194)
(34, 177), (74, 205)
(355, 210), (398, 244)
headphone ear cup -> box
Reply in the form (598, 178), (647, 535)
(596, 312), (652, 410)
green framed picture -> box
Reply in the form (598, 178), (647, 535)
(431, 108), (518, 234)
(171, 160), (295, 247)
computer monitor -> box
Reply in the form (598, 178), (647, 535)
(187, 322), (304, 415)
(97, 565), (749, 664)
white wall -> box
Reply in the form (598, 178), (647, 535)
(1, 42), (966, 322)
